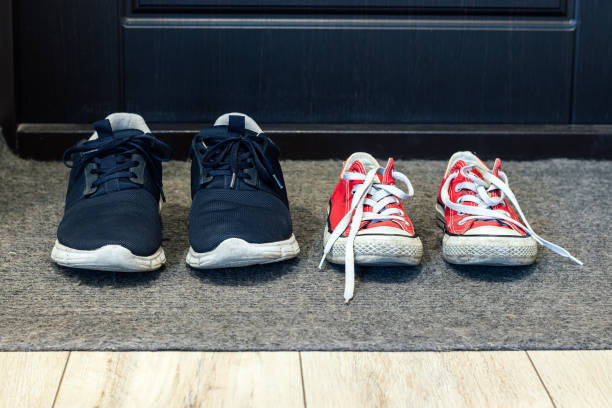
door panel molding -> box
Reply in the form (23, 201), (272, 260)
(122, 16), (576, 29)
(133, 0), (568, 15)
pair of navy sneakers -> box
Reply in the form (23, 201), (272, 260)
(51, 112), (300, 271)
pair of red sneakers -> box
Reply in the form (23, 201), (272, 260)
(320, 151), (582, 302)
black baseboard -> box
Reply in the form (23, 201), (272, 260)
(15, 123), (612, 161)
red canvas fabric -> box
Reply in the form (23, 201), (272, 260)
(328, 158), (415, 237)
(438, 157), (526, 236)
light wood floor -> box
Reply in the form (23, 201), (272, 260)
(0, 351), (610, 408)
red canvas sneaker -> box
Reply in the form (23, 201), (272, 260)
(437, 151), (582, 266)
(320, 152), (423, 302)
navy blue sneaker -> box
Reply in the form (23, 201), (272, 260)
(186, 113), (300, 268)
(51, 113), (172, 272)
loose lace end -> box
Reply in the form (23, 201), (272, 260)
(318, 256), (326, 269)
(344, 284), (354, 303)
(568, 254), (583, 266)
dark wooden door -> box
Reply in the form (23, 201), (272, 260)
(4, 0), (612, 158)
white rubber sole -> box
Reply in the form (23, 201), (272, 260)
(51, 240), (166, 272)
(442, 234), (538, 265)
(435, 203), (538, 266)
(186, 234), (300, 269)
(323, 228), (423, 266)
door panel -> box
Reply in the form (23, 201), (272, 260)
(15, 0), (120, 123)
(573, 0), (612, 123)
(124, 18), (574, 123)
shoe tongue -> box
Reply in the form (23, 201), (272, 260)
(345, 153), (384, 185)
(89, 113), (150, 140)
(213, 112), (263, 134)
(347, 160), (385, 183)
(347, 157), (395, 184)
(448, 151), (488, 173)
(92, 119), (114, 140)
(346, 161), (385, 190)
(344, 152), (379, 174)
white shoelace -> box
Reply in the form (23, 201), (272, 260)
(319, 167), (415, 303)
(440, 164), (583, 265)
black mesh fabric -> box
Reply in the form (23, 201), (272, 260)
(57, 189), (162, 256)
(189, 188), (293, 253)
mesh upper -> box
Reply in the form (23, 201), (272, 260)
(189, 188), (293, 253)
(57, 189), (162, 256)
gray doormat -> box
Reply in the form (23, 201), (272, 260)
(0, 139), (610, 351)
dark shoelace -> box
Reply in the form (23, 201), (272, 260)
(62, 125), (173, 200)
(192, 132), (284, 190)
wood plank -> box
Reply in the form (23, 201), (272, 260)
(54, 351), (304, 408)
(528, 350), (612, 408)
(0, 352), (69, 408)
(301, 351), (553, 408)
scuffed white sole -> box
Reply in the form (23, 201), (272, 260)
(436, 203), (537, 266)
(186, 234), (300, 269)
(51, 240), (165, 272)
(323, 228), (423, 266)
(442, 234), (538, 266)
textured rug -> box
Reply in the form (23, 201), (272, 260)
(0, 137), (610, 351)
